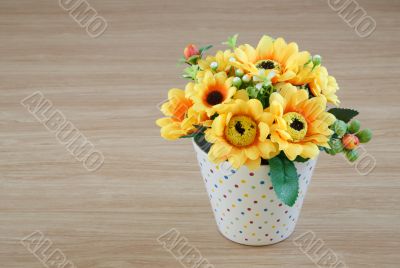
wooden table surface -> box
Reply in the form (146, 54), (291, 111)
(1, 0), (399, 267)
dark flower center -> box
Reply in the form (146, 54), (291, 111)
(283, 112), (308, 141)
(225, 116), (257, 147)
(290, 118), (304, 131)
(235, 121), (245, 135)
(206, 90), (223, 106)
(257, 60), (275, 70)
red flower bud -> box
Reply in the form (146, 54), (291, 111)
(342, 134), (359, 150)
(183, 44), (200, 60)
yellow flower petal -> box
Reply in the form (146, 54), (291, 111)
(233, 89), (249, 101)
(210, 141), (232, 159)
(229, 149), (247, 169)
(156, 117), (172, 127)
(184, 82), (196, 98)
(234, 47), (249, 63)
(277, 71), (296, 82)
(256, 35), (274, 59)
(245, 157), (261, 171)
(215, 71), (228, 86)
(269, 100), (284, 117)
(299, 142), (319, 159)
(203, 70), (215, 86)
(284, 143), (303, 160)
(258, 122), (270, 141)
(241, 44), (257, 63)
(245, 145), (260, 160)
(212, 114), (226, 137)
(258, 140), (279, 159)
(247, 99), (263, 120)
(273, 38), (288, 63)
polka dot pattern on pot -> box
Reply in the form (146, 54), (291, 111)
(193, 141), (317, 246)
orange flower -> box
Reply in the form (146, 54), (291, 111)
(188, 71), (236, 116)
(156, 88), (207, 140)
(266, 84), (336, 160)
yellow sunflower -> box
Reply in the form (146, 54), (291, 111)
(266, 84), (336, 160)
(233, 35), (314, 85)
(197, 49), (234, 81)
(309, 66), (340, 106)
(188, 71), (237, 116)
(156, 88), (207, 140)
(205, 99), (278, 170)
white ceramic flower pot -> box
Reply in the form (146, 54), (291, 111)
(193, 139), (317, 246)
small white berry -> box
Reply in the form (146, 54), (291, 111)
(210, 61), (218, 70)
(242, 74), (251, 83)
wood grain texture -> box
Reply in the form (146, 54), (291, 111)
(0, 0), (399, 267)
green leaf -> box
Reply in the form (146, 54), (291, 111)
(294, 156), (309, 162)
(193, 130), (212, 153)
(199, 45), (213, 56)
(246, 86), (257, 98)
(222, 34), (239, 50)
(328, 108), (359, 123)
(210, 113), (219, 120)
(182, 65), (200, 80)
(269, 155), (299, 207)
(187, 55), (200, 65)
(303, 57), (312, 67)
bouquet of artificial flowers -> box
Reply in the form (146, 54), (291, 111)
(156, 35), (372, 207)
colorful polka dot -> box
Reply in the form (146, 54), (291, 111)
(196, 153), (316, 245)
